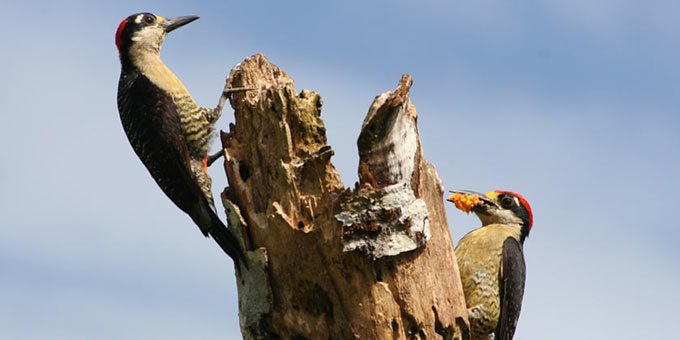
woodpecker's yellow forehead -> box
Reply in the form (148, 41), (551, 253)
(156, 16), (167, 24)
(485, 191), (500, 200)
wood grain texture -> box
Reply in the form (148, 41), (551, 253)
(220, 54), (469, 339)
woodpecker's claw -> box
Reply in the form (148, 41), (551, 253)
(207, 150), (225, 167)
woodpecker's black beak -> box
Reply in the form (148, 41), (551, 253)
(161, 16), (199, 33)
(448, 190), (500, 208)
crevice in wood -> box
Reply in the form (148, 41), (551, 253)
(238, 160), (251, 182)
(434, 305), (455, 340)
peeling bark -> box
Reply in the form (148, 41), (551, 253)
(220, 54), (469, 339)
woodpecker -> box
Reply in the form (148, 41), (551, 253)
(447, 190), (533, 340)
(115, 12), (245, 265)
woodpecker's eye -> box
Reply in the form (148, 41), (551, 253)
(144, 15), (156, 24)
(500, 195), (514, 209)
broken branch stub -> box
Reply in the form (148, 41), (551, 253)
(220, 54), (469, 339)
(337, 75), (430, 259)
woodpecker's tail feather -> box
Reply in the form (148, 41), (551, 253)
(194, 203), (247, 267)
(210, 219), (248, 269)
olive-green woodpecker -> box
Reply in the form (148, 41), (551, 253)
(448, 190), (534, 340)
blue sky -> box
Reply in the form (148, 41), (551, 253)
(1, 1), (678, 338)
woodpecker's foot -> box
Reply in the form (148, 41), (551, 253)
(207, 150), (224, 167)
(208, 87), (258, 123)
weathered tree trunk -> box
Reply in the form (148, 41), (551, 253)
(220, 54), (469, 339)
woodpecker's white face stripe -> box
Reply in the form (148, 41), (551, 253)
(513, 197), (520, 207)
(130, 25), (165, 49)
(134, 14), (144, 24)
(474, 205), (524, 240)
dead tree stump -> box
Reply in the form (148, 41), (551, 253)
(219, 54), (469, 339)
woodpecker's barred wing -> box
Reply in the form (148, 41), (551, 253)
(117, 71), (244, 264)
(496, 237), (526, 340)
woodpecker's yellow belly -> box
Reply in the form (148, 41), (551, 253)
(455, 224), (520, 338)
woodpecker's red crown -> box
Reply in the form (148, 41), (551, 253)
(115, 17), (129, 52)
